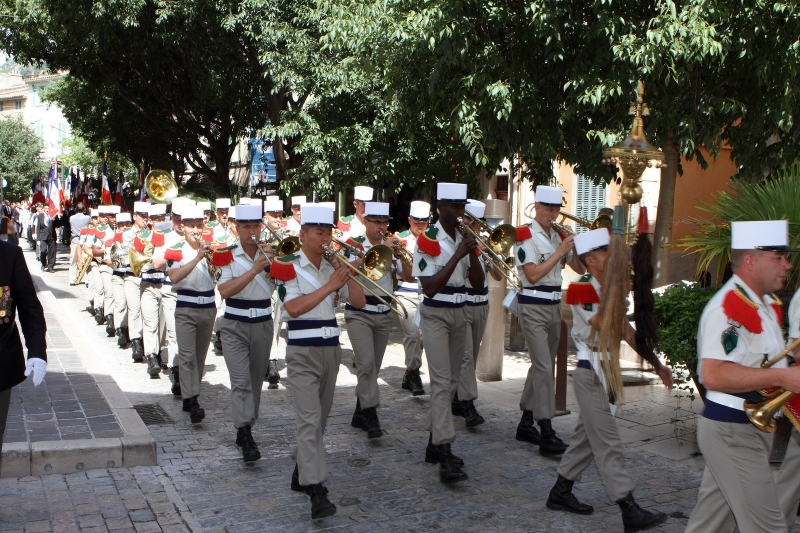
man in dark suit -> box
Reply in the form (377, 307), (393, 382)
(35, 205), (56, 272)
(0, 239), (47, 471)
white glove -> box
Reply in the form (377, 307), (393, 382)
(24, 358), (47, 386)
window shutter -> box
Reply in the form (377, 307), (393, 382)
(575, 176), (606, 234)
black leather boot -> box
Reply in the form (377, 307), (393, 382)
(130, 338), (144, 362)
(308, 483), (336, 519)
(236, 425), (261, 462)
(515, 410), (541, 444)
(451, 392), (464, 417)
(463, 400), (485, 428)
(188, 396), (204, 424)
(546, 474), (594, 515)
(616, 493), (667, 532)
(86, 303), (95, 315)
(266, 359), (280, 388)
(291, 464), (328, 495)
(425, 433), (464, 466)
(116, 327), (130, 348)
(364, 407), (383, 439)
(157, 353), (167, 370)
(402, 368), (425, 396)
(438, 443), (468, 484)
(538, 419), (568, 455)
(94, 308), (106, 324)
(214, 331), (223, 355)
(105, 315), (115, 336)
(171, 367), (181, 397)
(145, 354), (160, 378)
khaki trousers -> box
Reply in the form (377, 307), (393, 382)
(557, 367), (634, 501)
(419, 303), (467, 445)
(518, 302), (561, 420)
(99, 264), (114, 315)
(175, 307), (216, 399)
(286, 344), (341, 486)
(123, 276), (142, 338)
(776, 428), (800, 526)
(87, 264), (101, 307)
(397, 292), (423, 370)
(457, 304), (489, 401)
(345, 310), (391, 409)
(685, 417), (787, 533)
(161, 289), (178, 366)
(111, 274), (128, 327)
(220, 318), (273, 429)
(140, 281), (162, 356)
(69, 244), (80, 283)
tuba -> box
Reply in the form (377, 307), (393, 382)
(145, 170), (178, 204)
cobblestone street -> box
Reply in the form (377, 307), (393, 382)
(0, 245), (795, 533)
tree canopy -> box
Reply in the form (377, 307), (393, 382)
(0, 117), (46, 202)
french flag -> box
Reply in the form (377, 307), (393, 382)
(31, 172), (46, 205)
(101, 160), (111, 205)
(137, 169), (147, 201)
(46, 163), (64, 216)
(115, 171), (125, 207)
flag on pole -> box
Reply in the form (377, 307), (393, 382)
(101, 160), (111, 205)
(31, 172), (46, 204)
(46, 163), (64, 215)
(138, 169), (147, 201)
(115, 171), (125, 207)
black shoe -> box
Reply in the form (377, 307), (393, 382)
(546, 474), (594, 515)
(291, 464), (328, 495)
(351, 402), (382, 438)
(309, 484), (336, 519)
(86, 305), (95, 316)
(451, 392), (464, 417)
(538, 419), (568, 456)
(236, 425), (261, 463)
(425, 433), (464, 467)
(116, 328), (130, 348)
(105, 315), (115, 337)
(171, 368), (181, 397)
(94, 309), (106, 325)
(214, 332), (223, 355)
(157, 354), (167, 371)
(145, 354), (160, 378)
(188, 397), (205, 424)
(131, 338), (144, 362)
(516, 410), (541, 444)
(401, 368), (425, 396)
(463, 400), (485, 428)
(266, 359), (280, 387)
(437, 443), (468, 484)
(45, 267), (55, 273)
(617, 493), (667, 532)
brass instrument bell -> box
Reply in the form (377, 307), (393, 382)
(145, 170), (179, 204)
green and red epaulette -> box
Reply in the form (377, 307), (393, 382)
(94, 225), (108, 238)
(337, 214), (355, 232)
(566, 274), (600, 305)
(150, 227), (172, 247)
(202, 229), (214, 242)
(515, 225), (532, 242)
(722, 284), (773, 334)
(105, 230), (124, 247)
(270, 254), (298, 281)
(133, 230), (152, 252)
(80, 224), (94, 236)
(210, 244), (236, 266)
(417, 226), (440, 256)
(205, 221), (219, 229)
(164, 241), (184, 262)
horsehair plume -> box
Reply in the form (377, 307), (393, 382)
(632, 207), (659, 366)
(592, 208), (628, 404)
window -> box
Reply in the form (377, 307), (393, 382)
(0, 103), (4, 113)
(15, 100), (22, 110)
(574, 176), (607, 234)
(58, 122), (67, 141)
(35, 124), (43, 139)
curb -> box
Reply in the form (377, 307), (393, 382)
(1, 270), (157, 478)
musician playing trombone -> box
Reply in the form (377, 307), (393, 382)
(686, 220), (800, 533)
(216, 204), (274, 463)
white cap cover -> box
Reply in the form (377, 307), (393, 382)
(98, 206), (114, 214)
(437, 183), (468, 202)
(149, 204), (167, 216)
(291, 195), (307, 206)
(90, 208), (99, 217)
(133, 201), (150, 214)
(238, 197), (252, 205)
(535, 185), (563, 206)
(216, 198), (231, 209)
(317, 201), (336, 211)
(574, 228), (610, 256)
(364, 202), (390, 218)
(354, 186), (374, 202)
(301, 205), (334, 227)
(182, 205), (204, 221)
(243, 198), (262, 211)
(171, 197), (195, 216)
(465, 199), (486, 219)
(409, 201), (430, 220)
(115, 212), (132, 223)
(235, 204), (262, 222)
(197, 201), (212, 212)
(264, 196), (284, 213)
(732, 220), (789, 250)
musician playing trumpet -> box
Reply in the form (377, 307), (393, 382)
(686, 220), (800, 533)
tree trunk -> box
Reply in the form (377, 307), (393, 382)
(652, 137), (679, 287)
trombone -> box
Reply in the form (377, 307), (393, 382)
(322, 243), (408, 319)
(457, 212), (523, 290)
(378, 231), (413, 267)
(743, 336), (800, 432)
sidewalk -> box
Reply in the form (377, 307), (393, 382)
(0, 242), (793, 532)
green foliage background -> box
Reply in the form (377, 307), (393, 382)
(0, 117), (47, 202)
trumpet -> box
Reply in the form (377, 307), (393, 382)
(743, 336), (800, 432)
(322, 243), (408, 319)
(457, 212), (523, 290)
(379, 231), (413, 267)
(251, 235), (274, 265)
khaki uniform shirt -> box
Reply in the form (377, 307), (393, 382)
(513, 219), (572, 287)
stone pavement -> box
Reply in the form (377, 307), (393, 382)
(1, 242), (798, 532)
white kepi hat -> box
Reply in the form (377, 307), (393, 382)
(436, 183), (468, 203)
(574, 228), (610, 256)
(354, 186), (374, 202)
(216, 198), (231, 210)
(301, 205), (334, 227)
(732, 220), (791, 251)
(115, 212), (131, 224)
(171, 197), (194, 217)
(133, 201), (150, 215)
(264, 196), (284, 213)
(291, 196), (307, 206)
(364, 202), (390, 218)
(149, 204), (167, 217)
(90, 208), (99, 217)
(317, 201), (336, 211)
(99, 205), (121, 214)
(197, 201), (212, 212)
(409, 201), (430, 220)
(235, 204), (262, 222)
(465, 199), (486, 219)
(535, 185), (563, 207)
(181, 205), (204, 221)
